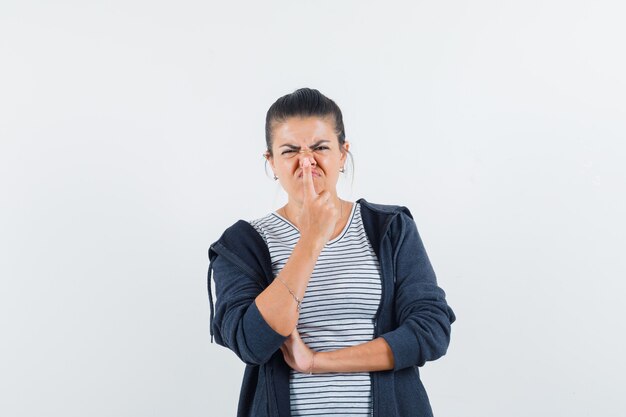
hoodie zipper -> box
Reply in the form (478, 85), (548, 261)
(371, 267), (382, 417)
(370, 211), (401, 417)
(371, 278), (382, 417)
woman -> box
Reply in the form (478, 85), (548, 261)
(207, 88), (456, 417)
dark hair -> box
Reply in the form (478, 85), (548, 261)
(265, 88), (347, 157)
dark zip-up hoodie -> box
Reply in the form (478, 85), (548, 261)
(207, 198), (456, 416)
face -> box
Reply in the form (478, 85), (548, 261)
(267, 116), (349, 203)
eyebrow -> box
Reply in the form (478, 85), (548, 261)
(278, 140), (330, 149)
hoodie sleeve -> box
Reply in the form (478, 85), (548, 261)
(378, 212), (456, 370)
(209, 252), (287, 366)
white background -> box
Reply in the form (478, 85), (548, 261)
(1, 1), (625, 416)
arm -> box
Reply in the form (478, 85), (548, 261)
(211, 253), (288, 366)
(246, 157), (338, 338)
(313, 337), (394, 373)
(378, 212), (456, 371)
(279, 213), (455, 373)
(255, 236), (323, 336)
(279, 327), (394, 373)
(210, 228), (325, 365)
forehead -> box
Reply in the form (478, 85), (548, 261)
(273, 116), (336, 145)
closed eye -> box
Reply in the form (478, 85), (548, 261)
(280, 144), (330, 156)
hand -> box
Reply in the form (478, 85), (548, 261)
(279, 327), (316, 374)
(295, 158), (341, 247)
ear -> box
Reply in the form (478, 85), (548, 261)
(340, 141), (350, 163)
(265, 151), (276, 170)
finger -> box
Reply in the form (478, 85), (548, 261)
(301, 158), (317, 200)
(318, 190), (331, 202)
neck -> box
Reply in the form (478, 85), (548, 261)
(286, 194), (342, 210)
(283, 195), (345, 228)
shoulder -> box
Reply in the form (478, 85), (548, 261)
(220, 219), (261, 241)
(209, 218), (267, 261)
(356, 198), (419, 253)
(248, 213), (276, 246)
(357, 197), (414, 219)
(214, 210), (276, 246)
(356, 197), (415, 231)
(208, 218), (274, 283)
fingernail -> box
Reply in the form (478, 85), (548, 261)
(303, 159), (310, 167)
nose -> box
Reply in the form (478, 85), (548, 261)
(297, 149), (316, 166)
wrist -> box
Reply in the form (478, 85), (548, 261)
(310, 351), (331, 373)
(308, 352), (317, 374)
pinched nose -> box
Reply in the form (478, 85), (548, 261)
(298, 154), (316, 167)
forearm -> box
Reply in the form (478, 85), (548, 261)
(255, 237), (323, 337)
(313, 337), (395, 373)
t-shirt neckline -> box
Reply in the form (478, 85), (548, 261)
(272, 201), (357, 246)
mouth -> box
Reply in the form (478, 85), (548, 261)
(298, 170), (321, 178)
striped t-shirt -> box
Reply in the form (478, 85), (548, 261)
(248, 201), (382, 417)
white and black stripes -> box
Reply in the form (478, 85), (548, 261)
(249, 202), (381, 417)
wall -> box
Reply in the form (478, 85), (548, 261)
(1, 1), (624, 416)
